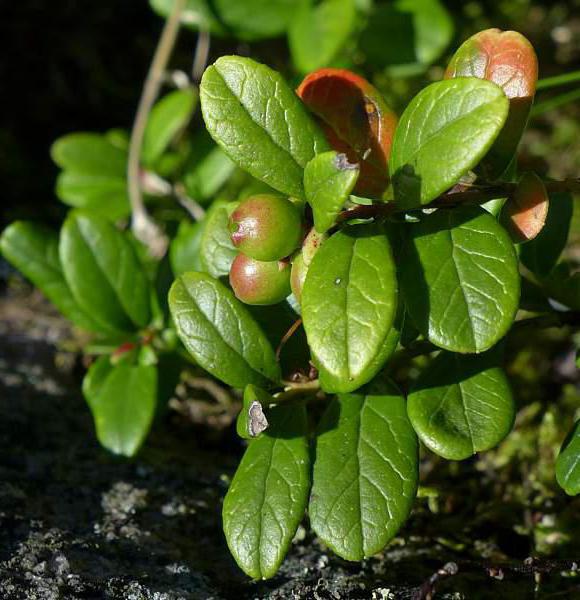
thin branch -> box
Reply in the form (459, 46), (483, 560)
(276, 318), (303, 361)
(338, 179), (580, 224)
(127, 0), (186, 258)
(174, 182), (206, 221)
(392, 312), (580, 364)
(192, 30), (211, 82)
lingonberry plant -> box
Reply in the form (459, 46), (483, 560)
(1, 0), (579, 583)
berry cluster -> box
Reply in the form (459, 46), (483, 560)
(228, 194), (324, 306)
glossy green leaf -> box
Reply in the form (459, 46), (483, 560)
(390, 78), (509, 208)
(168, 272), (281, 387)
(361, 0), (453, 75)
(83, 357), (158, 457)
(236, 384), (272, 439)
(170, 220), (205, 276)
(302, 225), (398, 393)
(445, 29), (538, 180)
(304, 151), (359, 233)
(556, 420), (580, 496)
(51, 132), (127, 175)
(59, 212), (152, 333)
(199, 200), (237, 278)
(400, 207), (520, 353)
(0, 222), (106, 333)
(289, 0), (356, 74)
(200, 56), (329, 199)
(51, 132), (130, 218)
(223, 403), (310, 579)
(214, 0), (295, 41)
(520, 192), (573, 277)
(142, 88), (197, 167)
(182, 133), (235, 203)
(408, 350), (515, 460)
(55, 172), (130, 220)
(310, 382), (418, 561)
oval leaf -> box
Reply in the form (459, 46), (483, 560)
(390, 78), (509, 209)
(289, 0), (356, 74)
(304, 151), (360, 233)
(360, 0), (453, 73)
(170, 220), (205, 276)
(501, 172), (549, 243)
(445, 28), (538, 180)
(59, 212), (152, 333)
(168, 272), (281, 387)
(400, 206), (520, 353)
(520, 192), (573, 277)
(542, 261), (580, 310)
(556, 420), (580, 496)
(83, 357), (158, 457)
(408, 350), (515, 460)
(223, 403), (310, 579)
(310, 381), (418, 561)
(142, 88), (198, 167)
(0, 222), (107, 333)
(297, 68), (397, 197)
(199, 200), (238, 278)
(200, 56), (329, 198)
(302, 225), (398, 393)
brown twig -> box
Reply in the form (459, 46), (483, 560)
(338, 178), (580, 224)
(276, 318), (303, 361)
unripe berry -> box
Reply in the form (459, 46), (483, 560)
(229, 194), (303, 261)
(229, 254), (291, 305)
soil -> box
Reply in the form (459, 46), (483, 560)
(0, 286), (579, 600)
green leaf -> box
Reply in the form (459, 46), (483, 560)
(542, 261), (580, 310)
(51, 132), (130, 219)
(361, 0), (454, 75)
(55, 172), (130, 219)
(200, 56), (329, 199)
(83, 357), (158, 457)
(0, 222), (106, 333)
(168, 272), (281, 387)
(236, 384), (272, 439)
(520, 192), (573, 277)
(214, 0), (296, 41)
(59, 211), (152, 333)
(199, 200), (238, 278)
(289, 0), (356, 74)
(304, 151), (360, 233)
(408, 350), (515, 460)
(557, 420), (580, 495)
(149, 0), (226, 35)
(223, 403), (310, 579)
(400, 207), (520, 353)
(310, 381), (418, 561)
(51, 132), (127, 175)
(170, 220), (205, 276)
(302, 225), (398, 393)
(390, 78), (509, 208)
(182, 133), (235, 202)
(142, 88), (198, 167)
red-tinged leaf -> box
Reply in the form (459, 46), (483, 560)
(445, 28), (538, 180)
(297, 68), (397, 198)
(501, 172), (549, 243)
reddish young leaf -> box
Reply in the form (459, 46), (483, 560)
(297, 68), (397, 198)
(445, 28), (538, 180)
(501, 172), (549, 243)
